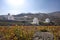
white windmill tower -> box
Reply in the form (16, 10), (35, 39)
(44, 18), (50, 23)
(7, 13), (15, 20)
(31, 17), (39, 25)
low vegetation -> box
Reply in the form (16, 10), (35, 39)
(0, 26), (60, 40)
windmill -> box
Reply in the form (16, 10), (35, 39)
(44, 18), (50, 23)
(7, 13), (15, 20)
(31, 17), (39, 25)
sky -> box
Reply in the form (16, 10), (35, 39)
(0, 0), (60, 15)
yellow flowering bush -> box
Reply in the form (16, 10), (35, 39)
(0, 26), (60, 40)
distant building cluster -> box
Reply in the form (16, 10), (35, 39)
(0, 13), (53, 26)
(3, 13), (51, 25)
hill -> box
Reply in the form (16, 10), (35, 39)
(0, 11), (60, 25)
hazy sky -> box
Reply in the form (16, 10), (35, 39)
(0, 0), (60, 15)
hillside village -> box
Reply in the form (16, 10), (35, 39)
(0, 11), (60, 26)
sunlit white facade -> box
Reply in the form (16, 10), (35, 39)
(45, 18), (50, 23)
(7, 13), (15, 20)
(32, 17), (39, 25)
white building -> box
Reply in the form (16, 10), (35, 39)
(44, 18), (50, 23)
(31, 17), (39, 25)
(7, 13), (15, 20)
